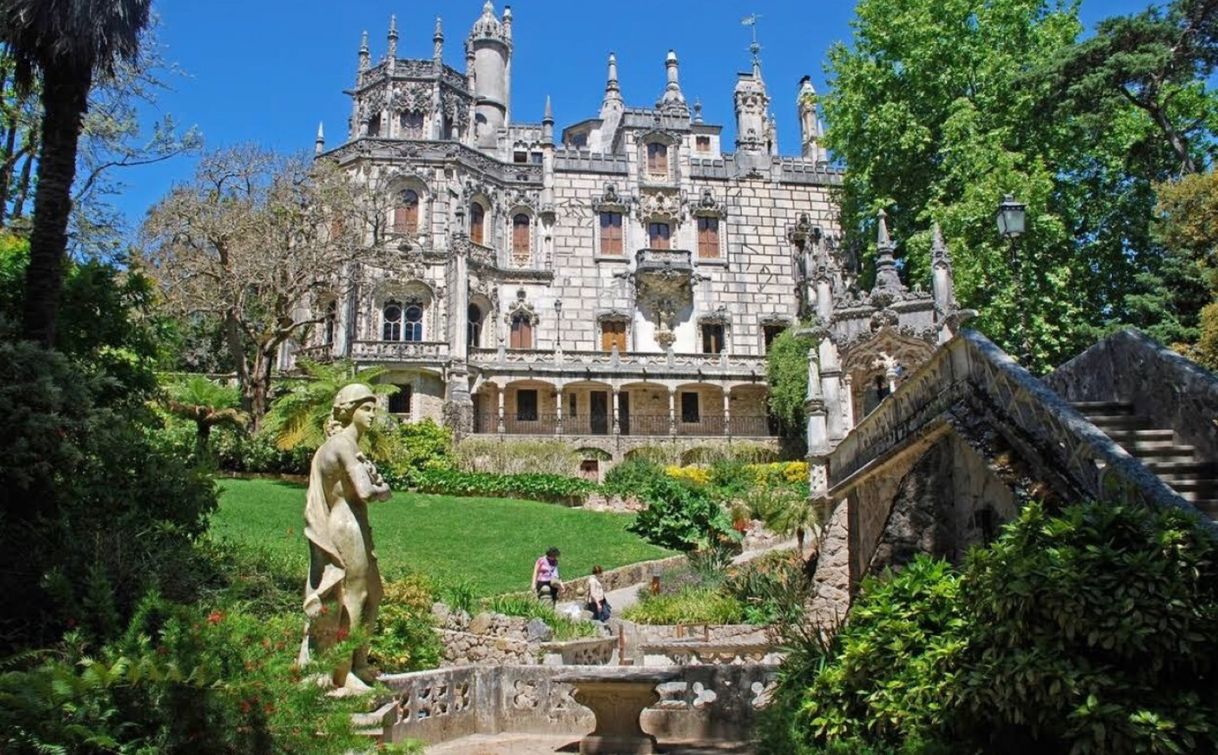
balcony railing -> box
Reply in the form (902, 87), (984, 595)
(350, 340), (449, 362)
(478, 413), (777, 439)
(635, 248), (693, 274)
(467, 348), (767, 375)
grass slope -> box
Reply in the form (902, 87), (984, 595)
(212, 478), (672, 597)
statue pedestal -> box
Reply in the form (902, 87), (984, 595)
(555, 668), (680, 755)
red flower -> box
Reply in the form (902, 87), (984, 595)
(336, 626), (350, 642)
(207, 611), (224, 625)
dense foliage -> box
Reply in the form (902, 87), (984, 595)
(626, 474), (737, 551)
(766, 325), (816, 452)
(369, 575), (443, 673)
(768, 501), (1218, 754)
(454, 437), (581, 476)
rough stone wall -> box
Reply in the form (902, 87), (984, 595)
(808, 499), (851, 625)
(438, 628), (535, 666)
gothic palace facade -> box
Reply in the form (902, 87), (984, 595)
(297, 2), (843, 466)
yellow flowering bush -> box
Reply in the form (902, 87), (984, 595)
(745, 461), (808, 484)
(664, 464), (711, 486)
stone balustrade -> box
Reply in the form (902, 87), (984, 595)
(349, 339), (450, 363)
(370, 663), (779, 747)
(466, 347), (767, 377)
(827, 329), (1212, 529)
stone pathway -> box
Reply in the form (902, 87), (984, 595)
(424, 732), (754, 754)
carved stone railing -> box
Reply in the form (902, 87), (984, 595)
(639, 642), (782, 667)
(538, 637), (617, 666)
(372, 663), (779, 747)
(350, 340), (449, 363)
(293, 344), (335, 363)
(1046, 328), (1218, 462)
(635, 248), (693, 275)
(467, 348), (767, 377)
(828, 329), (1211, 527)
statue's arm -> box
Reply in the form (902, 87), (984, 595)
(338, 443), (392, 502)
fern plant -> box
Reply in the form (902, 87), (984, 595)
(263, 359), (397, 456)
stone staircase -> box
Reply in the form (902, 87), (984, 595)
(1073, 401), (1218, 517)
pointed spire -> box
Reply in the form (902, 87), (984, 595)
(543, 95), (553, 122)
(932, 222), (948, 262)
(657, 49), (688, 115)
(503, 5), (512, 41)
(386, 15), (398, 73)
(358, 30), (370, 70)
(607, 52), (620, 93)
(693, 98), (703, 124)
(877, 209), (891, 247)
(315, 121), (325, 155)
(601, 52), (623, 113)
(874, 209), (904, 292)
(433, 16), (444, 63)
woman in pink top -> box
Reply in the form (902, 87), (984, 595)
(532, 546), (561, 604)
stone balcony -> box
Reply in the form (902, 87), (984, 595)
(467, 347), (768, 380)
(350, 340), (450, 364)
(634, 247), (693, 276)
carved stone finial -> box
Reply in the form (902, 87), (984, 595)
(657, 49), (688, 115)
(931, 222), (950, 268)
(314, 121), (325, 155)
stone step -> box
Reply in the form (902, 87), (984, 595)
(1073, 401), (1136, 415)
(1144, 460), (1218, 476)
(1086, 414), (1153, 430)
(1101, 428), (1177, 443)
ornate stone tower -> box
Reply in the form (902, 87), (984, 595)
(466, 1), (512, 147)
(733, 47), (769, 154)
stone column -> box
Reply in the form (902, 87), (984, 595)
(722, 388), (731, 438)
(443, 245), (474, 437)
(804, 346), (829, 499)
(496, 387), (506, 435)
(667, 388), (677, 437)
(819, 339), (845, 443)
(555, 384), (564, 435)
(611, 387), (620, 436)
(841, 374), (855, 433)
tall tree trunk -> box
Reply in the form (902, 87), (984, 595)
(22, 63), (91, 346)
(248, 347), (275, 433)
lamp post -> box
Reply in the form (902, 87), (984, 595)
(996, 194), (1030, 364)
(554, 299), (563, 350)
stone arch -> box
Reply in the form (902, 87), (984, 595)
(372, 279), (435, 342)
(840, 327), (935, 421)
(467, 292), (494, 350)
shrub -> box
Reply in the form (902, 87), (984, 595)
(627, 475), (737, 551)
(723, 552), (810, 626)
(622, 586), (745, 625)
(212, 428), (313, 475)
(413, 468), (597, 505)
(0, 342), (218, 650)
(454, 437), (581, 476)
(379, 418), (454, 488)
(681, 442), (779, 466)
(0, 595), (371, 754)
(951, 501), (1218, 753)
(784, 501), (1218, 754)
(371, 575), (442, 673)
(603, 457), (667, 499)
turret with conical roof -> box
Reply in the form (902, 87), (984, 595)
(466, 1), (512, 147)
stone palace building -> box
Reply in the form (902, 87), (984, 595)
(296, 2), (846, 471)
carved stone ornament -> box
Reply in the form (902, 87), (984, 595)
(592, 182), (629, 213)
(503, 289), (538, 324)
(636, 188), (686, 223)
(840, 326), (935, 380)
(692, 188), (727, 218)
(390, 82), (434, 113)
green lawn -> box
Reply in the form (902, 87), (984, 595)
(212, 478), (673, 596)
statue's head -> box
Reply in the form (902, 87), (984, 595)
(332, 383), (378, 430)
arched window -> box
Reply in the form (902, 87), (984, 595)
(394, 189), (419, 235)
(648, 222), (671, 249)
(367, 113), (381, 137)
(646, 142), (668, 177)
(470, 202), (485, 245)
(382, 300), (402, 341)
(512, 214), (531, 257)
(323, 300), (338, 345)
(400, 110), (424, 138)
(697, 216), (720, 259)
(467, 304), (483, 348)
(509, 313), (533, 349)
(403, 303), (424, 342)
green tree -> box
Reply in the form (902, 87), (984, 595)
(1036, 0), (1218, 175)
(823, 0), (1217, 371)
(765, 325), (815, 454)
(263, 359), (397, 456)
(0, 0), (152, 346)
(163, 376), (248, 457)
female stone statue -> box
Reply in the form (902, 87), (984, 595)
(299, 383), (391, 694)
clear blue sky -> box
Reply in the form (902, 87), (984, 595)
(116, 0), (1154, 237)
